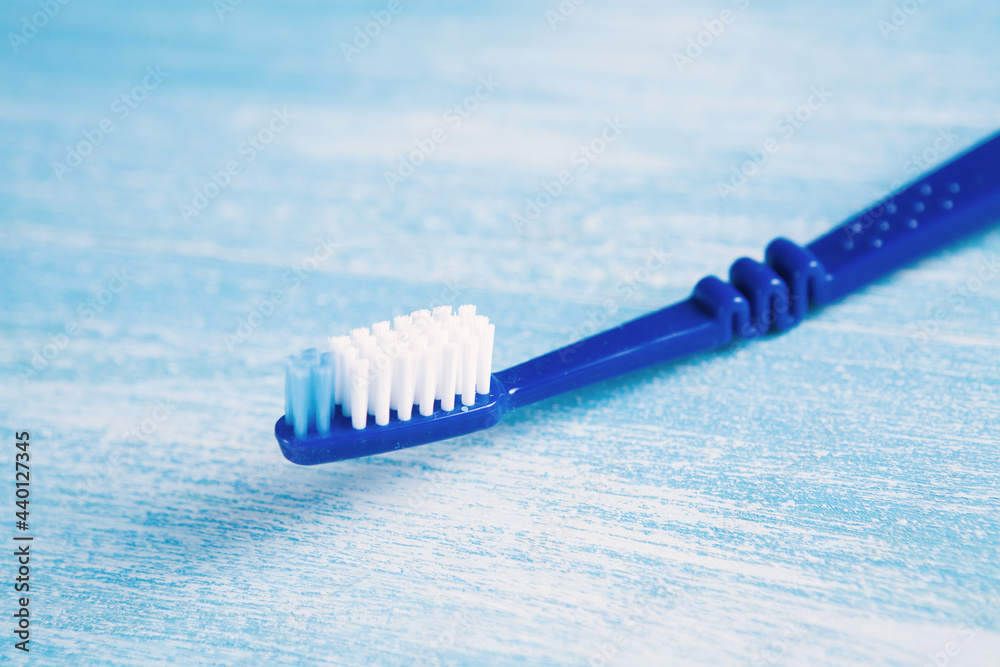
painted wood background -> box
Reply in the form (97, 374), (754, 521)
(1, 0), (998, 664)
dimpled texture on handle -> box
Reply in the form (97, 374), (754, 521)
(807, 131), (1000, 304)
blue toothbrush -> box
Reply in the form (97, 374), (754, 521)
(276, 130), (1000, 464)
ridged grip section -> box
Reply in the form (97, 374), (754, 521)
(692, 238), (827, 341)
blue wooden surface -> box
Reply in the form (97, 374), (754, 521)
(2, 1), (999, 664)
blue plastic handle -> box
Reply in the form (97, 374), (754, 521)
(276, 130), (1000, 464)
(808, 130), (1000, 303)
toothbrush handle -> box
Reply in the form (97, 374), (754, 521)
(808, 131), (1000, 304)
(494, 299), (725, 411)
(496, 131), (1000, 412)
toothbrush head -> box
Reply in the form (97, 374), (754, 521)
(276, 305), (502, 464)
(275, 376), (507, 464)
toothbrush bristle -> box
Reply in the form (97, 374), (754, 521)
(284, 305), (495, 437)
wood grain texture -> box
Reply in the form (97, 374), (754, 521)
(1, 1), (999, 664)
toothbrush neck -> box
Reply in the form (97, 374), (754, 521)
(494, 299), (724, 412)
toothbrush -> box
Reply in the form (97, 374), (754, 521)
(276, 130), (1000, 465)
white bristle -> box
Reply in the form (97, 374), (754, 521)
(461, 334), (478, 406)
(328, 336), (350, 405)
(458, 304), (476, 324)
(411, 313), (433, 341)
(453, 330), (463, 400)
(439, 342), (459, 411)
(367, 350), (389, 416)
(388, 342), (406, 410)
(350, 328), (369, 346)
(380, 330), (400, 354)
(357, 336), (377, 361)
(393, 314), (412, 331)
(477, 322), (495, 394)
(350, 359), (369, 430)
(396, 351), (416, 421)
(373, 353), (392, 426)
(339, 347), (358, 416)
(427, 330), (444, 400)
(284, 305), (495, 433)
(417, 345), (438, 417)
